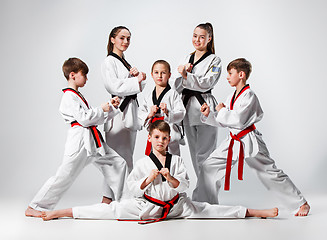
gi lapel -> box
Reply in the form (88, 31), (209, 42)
(152, 84), (171, 114)
(230, 84), (250, 110)
(188, 50), (212, 72)
(62, 88), (89, 109)
(148, 152), (172, 182)
(109, 52), (131, 71)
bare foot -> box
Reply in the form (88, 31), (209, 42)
(295, 202), (310, 216)
(246, 208), (279, 218)
(41, 208), (73, 221)
(25, 206), (42, 218)
(41, 211), (57, 221)
(102, 196), (112, 204)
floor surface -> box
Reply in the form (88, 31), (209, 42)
(2, 194), (326, 240)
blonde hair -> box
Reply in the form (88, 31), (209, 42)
(151, 60), (171, 73)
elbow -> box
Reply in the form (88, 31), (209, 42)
(104, 82), (115, 95)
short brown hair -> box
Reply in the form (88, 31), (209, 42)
(227, 58), (252, 80)
(62, 57), (89, 80)
(148, 120), (170, 135)
(151, 60), (171, 73)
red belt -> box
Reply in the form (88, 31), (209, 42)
(118, 193), (179, 224)
(71, 121), (104, 148)
(145, 116), (165, 155)
(225, 124), (256, 190)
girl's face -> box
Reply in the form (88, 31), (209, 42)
(151, 63), (171, 88)
(192, 27), (211, 52)
(111, 29), (131, 53)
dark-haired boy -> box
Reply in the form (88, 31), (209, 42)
(25, 58), (128, 217)
(197, 58), (310, 216)
(41, 120), (278, 222)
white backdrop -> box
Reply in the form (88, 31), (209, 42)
(1, 0), (326, 210)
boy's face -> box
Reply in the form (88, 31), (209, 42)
(111, 29), (131, 53)
(151, 64), (171, 88)
(192, 27), (211, 52)
(227, 68), (243, 87)
(148, 129), (170, 153)
(71, 71), (88, 88)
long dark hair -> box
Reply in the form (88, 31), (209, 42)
(106, 26), (130, 56)
(195, 22), (215, 54)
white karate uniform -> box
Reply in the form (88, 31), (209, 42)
(171, 52), (221, 198)
(29, 89), (128, 211)
(138, 86), (186, 155)
(101, 54), (146, 171)
(193, 85), (307, 213)
(72, 154), (247, 220)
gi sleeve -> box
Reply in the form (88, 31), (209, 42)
(169, 156), (190, 192)
(216, 91), (264, 130)
(164, 91), (186, 124)
(127, 159), (151, 197)
(138, 93), (151, 128)
(201, 111), (224, 127)
(101, 58), (144, 96)
(103, 101), (120, 122)
(62, 93), (105, 127)
(182, 56), (221, 91)
(169, 56), (189, 94)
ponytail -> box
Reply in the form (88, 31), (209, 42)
(196, 22), (215, 54)
(106, 26), (130, 56)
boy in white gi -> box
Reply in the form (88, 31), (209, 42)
(41, 120), (278, 222)
(139, 60), (185, 156)
(25, 58), (128, 218)
(197, 58), (310, 216)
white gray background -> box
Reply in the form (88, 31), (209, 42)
(1, 0), (327, 239)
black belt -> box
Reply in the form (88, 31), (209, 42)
(182, 89), (211, 107)
(141, 193), (179, 224)
(117, 193), (179, 224)
(71, 121), (104, 148)
(112, 94), (138, 112)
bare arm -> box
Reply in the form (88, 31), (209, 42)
(160, 168), (180, 188)
(140, 169), (160, 190)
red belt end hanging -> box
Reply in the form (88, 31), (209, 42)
(145, 140), (152, 156)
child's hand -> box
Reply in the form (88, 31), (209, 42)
(216, 103), (226, 112)
(159, 103), (168, 116)
(148, 169), (160, 183)
(138, 72), (146, 83)
(185, 63), (193, 72)
(101, 102), (110, 112)
(141, 169), (160, 189)
(110, 96), (120, 108)
(148, 105), (159, 119)
(177, 65), (187, 79)
(130, 67), (139, 77)
(160, 168), (180, 188)
(160, 168), (172, 181)
(200, 103), (210, 117)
